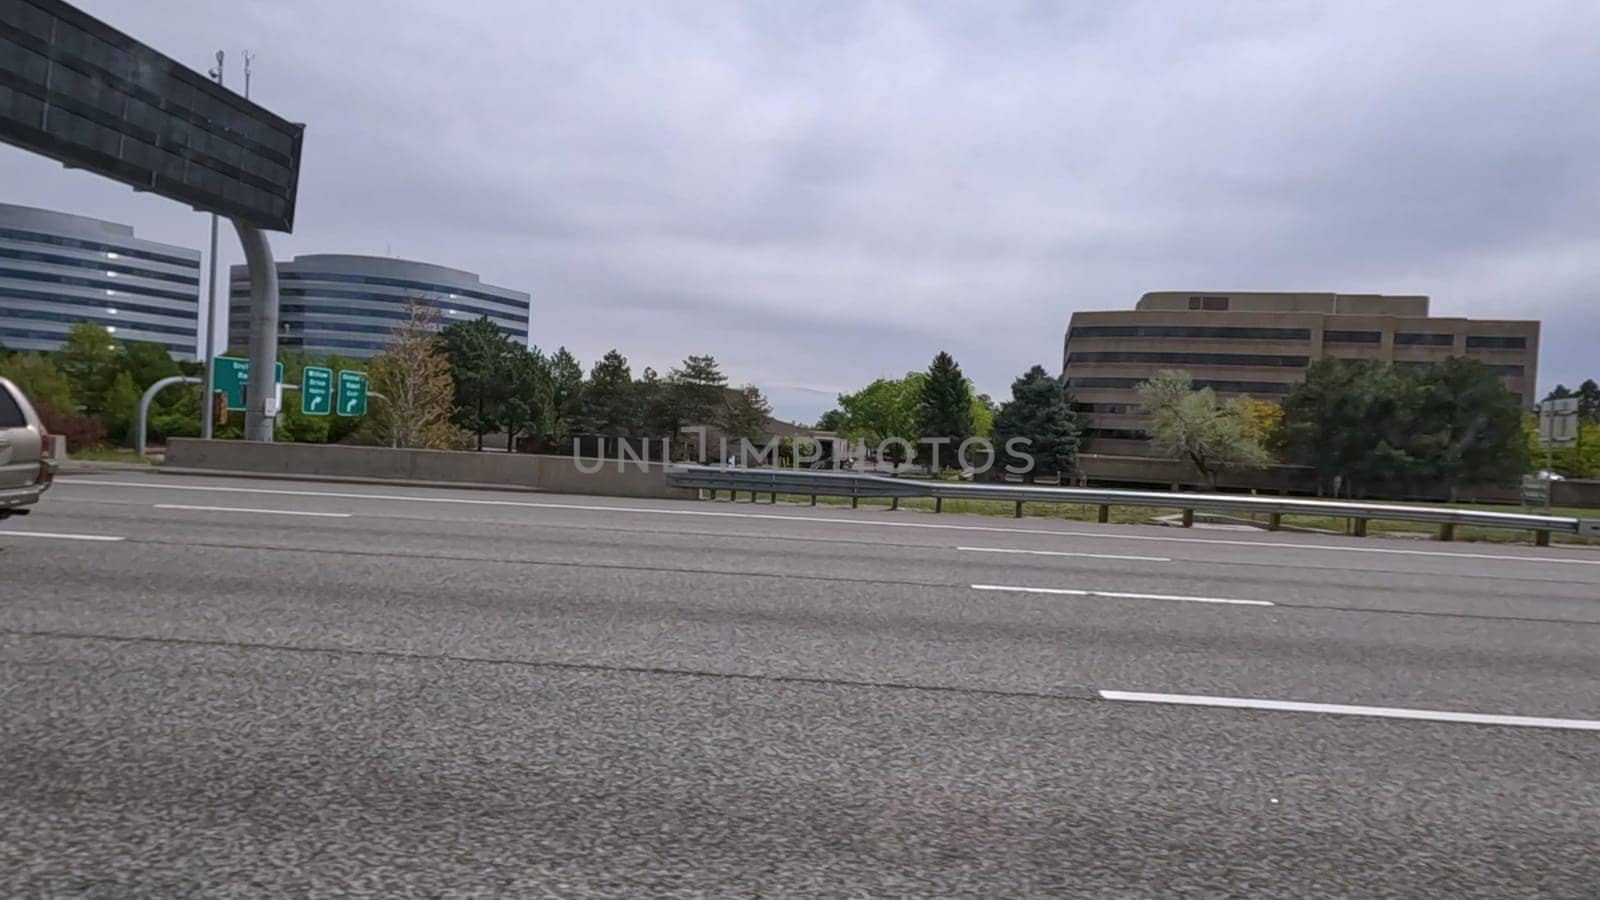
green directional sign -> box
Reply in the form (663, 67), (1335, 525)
(301, 366), (333, 416)
(212, 356), (284, 411)
(336, 369), (368, 417)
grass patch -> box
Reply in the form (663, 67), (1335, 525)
(68, 445), (155, 465)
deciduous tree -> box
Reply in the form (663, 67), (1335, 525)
(1137, 370), (1268, 488)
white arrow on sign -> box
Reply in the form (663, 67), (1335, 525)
(344, 396), (357, 413)
(311, 394), (326, 409)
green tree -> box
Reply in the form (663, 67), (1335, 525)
(99, 371), (142, 444)
(837, 373), (922, 465)
(548, 347), (585, 445)
(916, 351), (975, 471)
(439, 315), (519, 450)
(815, 408), (847, 432)
(0, 352), (76, 412)
(637, 367), (685, 443)
(579, 349), (639, 436)
(55, 323), (123, 414)
(720, 383), (773, 445)
(119, 340), (180, 390)
(670, 354), (728, 427)
(1137, 370), (1268, 488)
(500, 346), (551, 450)
(1409, 357), (1527, 490)
(1545, 384), (1573, 401)
(1577, 378), (1600, 423)
(991, 365), (1079, 481)
(970, 393), (997, 438)
(1281, 358), (1526, 496)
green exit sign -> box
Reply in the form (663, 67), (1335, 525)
(212, 356), (284, 411)
(301, 366), (333, 415)
(336, 369), (368, 417)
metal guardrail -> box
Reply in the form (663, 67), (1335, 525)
(668, 465), (1600, 545)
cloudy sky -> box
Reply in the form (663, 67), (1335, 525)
(5, 0), (1598, 422)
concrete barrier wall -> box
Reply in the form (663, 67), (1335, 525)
(163, 439), (694, 500)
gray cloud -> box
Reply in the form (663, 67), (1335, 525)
(5, 0), (1597, 421)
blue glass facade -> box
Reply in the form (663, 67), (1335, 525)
(0, 204), (201, 358)
(227, 255), (530, 360)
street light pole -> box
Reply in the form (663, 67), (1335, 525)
(200, 50), (224, 439)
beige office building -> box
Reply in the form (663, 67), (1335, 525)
(1063, 292), (1540, 456)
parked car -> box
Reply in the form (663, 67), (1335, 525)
(0, 376), (55, 518)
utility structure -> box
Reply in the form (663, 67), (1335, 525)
(0, 0), (305, 442)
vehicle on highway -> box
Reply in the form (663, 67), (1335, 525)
(0, 376), (55, 519)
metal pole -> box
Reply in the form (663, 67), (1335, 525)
(200, 52), (224, 439)
(233, 220), (280, 442)
(135, 376), (200, 457)
(201, 211), (220, 438)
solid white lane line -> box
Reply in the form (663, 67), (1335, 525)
(154, 504), (351, 518)
(62, 479), (1600, 567)
(0, 530), (125, 542)
(959, 546), (1171, 563)
(971, 584), (1274, 606)
(1098, 690), (1600, 732)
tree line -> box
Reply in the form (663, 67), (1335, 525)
(1131, 357), (1539, 494)
(2, 316), (1571, 492)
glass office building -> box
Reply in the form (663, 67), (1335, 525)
(227, 254), (530, 359)
(0, 203), (202, 359)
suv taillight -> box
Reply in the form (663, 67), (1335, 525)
(38, 461), (53, 486)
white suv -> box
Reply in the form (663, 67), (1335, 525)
(0, 376), (55, 518)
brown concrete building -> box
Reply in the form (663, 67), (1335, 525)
(1063, 291), (1540, 456)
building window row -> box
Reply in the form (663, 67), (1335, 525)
(2, 288), (195, 320)
(233, 286), (529, 327)
(1067, 351), (1309, 368)
(2, 266), (199, 303)
(1396, 360), (1525, 377)
(1465, 335), (1528, 350)
(1069, 325), (1311, 341)
(0, 226), (200, 269)
(1395, 332), (1454, 346)
(0, 325), (189, 354)
(1186, 296), (1230, 311)
(1084, 427), (1151, 441)
(1067, 376), (1294, 395)
(278, 271), (525, 308)
(7, 308), (196, 338)
(0, 246), (200, 286)
(279, 336), (389, 352)
(1323, 330), (1382, 343)
(1071, 402), (1133, 415)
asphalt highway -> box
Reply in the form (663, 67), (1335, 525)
(3, 469), (1598, 896)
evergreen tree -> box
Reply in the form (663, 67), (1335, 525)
(439, 315), (518, 449)
(1577, 379), (1600, 423)
(915, 351), (975, 471)
(580, 349), (639, 436)
(991, 365), (1079, 481)
(548, 347), (585, 444)
(720, 384), (773, 444)
(671, 354), (727, 426)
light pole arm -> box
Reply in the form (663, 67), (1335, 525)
(136, 376), (201, 457)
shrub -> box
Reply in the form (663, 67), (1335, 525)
(36, 404), (107, 452)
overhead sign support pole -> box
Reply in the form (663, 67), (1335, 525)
(233, 221), (280, 442)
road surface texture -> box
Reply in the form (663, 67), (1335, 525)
(3, 470), (1598, 897)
